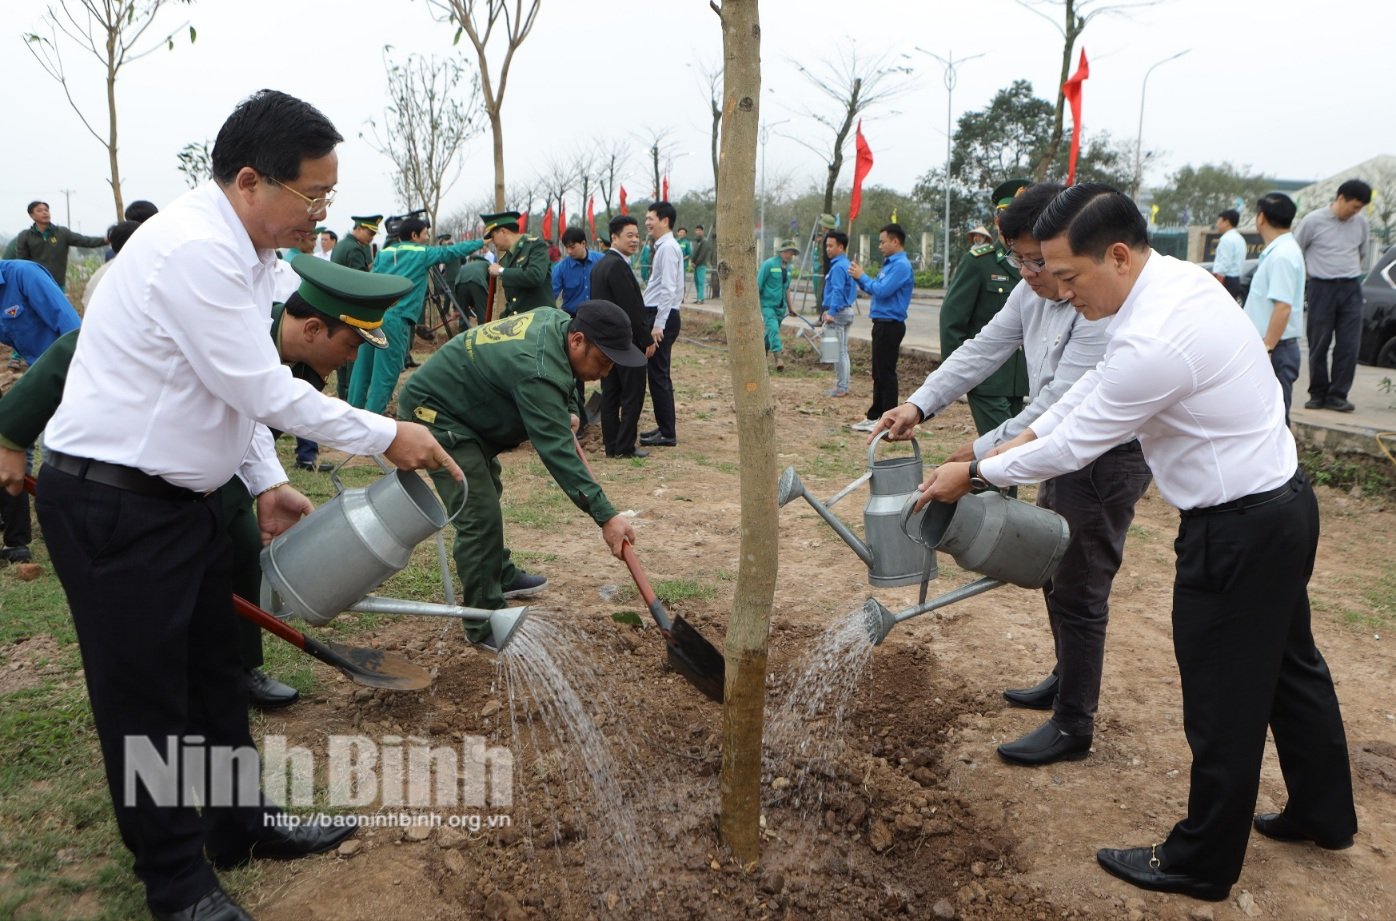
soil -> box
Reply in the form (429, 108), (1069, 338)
(239, 329), (1395, 921)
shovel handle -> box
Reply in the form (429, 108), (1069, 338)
(232, 594), (308, 649)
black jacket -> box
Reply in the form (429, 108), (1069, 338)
(590, 250), (654, 350)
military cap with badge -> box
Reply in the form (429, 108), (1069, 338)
(290, 256), (411, 348)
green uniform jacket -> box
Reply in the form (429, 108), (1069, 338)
(495, 235), (553, 317)
(2, 237), (19, 260)
(690, 237), (711, 268)
(330, 235), (373, 271)
(757, 256), (791, 310)
(373, 239), (484, 323)
(14, 223), (107, 291)
(939, 244), (1029, 398)
(399, 308), (616, 526)
(454, 259), (491, 317)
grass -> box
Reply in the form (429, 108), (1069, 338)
(1299, 444), (1396, 498)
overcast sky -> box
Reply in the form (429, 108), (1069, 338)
(6, 0), (1392, 236)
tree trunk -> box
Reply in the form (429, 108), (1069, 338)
(821, 78), (859, 217)
(106, 45), (123, 220)
(490, 107), (506, 210)
(1033, 0), (1078, 181)
(715, 0), (775, 865)
(710, 100), (722, 235)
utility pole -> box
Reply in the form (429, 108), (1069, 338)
(915, 48), (983, 283)
(60, 188), (76, 228)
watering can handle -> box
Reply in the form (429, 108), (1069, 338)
(867, 428), (921, 470)
(327, 455), (468, 525)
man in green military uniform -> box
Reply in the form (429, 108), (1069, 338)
(454, 251), (492, 325)
(0, 257), (410, 708)
(483, 211), (553, 318)
(15, 200), (108, 292)
(399, 301), (643, 633)
(758, 240), (800, 371)
(330, 214), (381, 398)
(940, 179), (1031, 435)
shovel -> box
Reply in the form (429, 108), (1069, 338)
(570, 437), (726, 702)
(23, 475), (431, 691)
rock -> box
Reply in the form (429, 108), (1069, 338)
(403, 822), (433, 842)
(337, 839), (362, 857)
(1236, 890), (1260, 917)
(709, 859), (721, 871)
(11, 563), (42, 581)
(484, 890), (526, 921)
(436, 826), (468, 849)
(868, 819), (894, 853)
(932, 899), (956, 919)
(1126, 911), (1144, 921)
(1125, 898), (1146, 913)
(912, 767), (936, 785)
(760, 871), (785, 894)
(771, 776), (791, 791)
(970, 861), (986, 878)
(1189, 907), (1216, 921)
(442, 849), (467, 874)
(480, 700), (501, 719)
(894, 812), (923, 833)
(605, 891), (620, 910)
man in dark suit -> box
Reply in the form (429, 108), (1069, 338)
(591, 214), (656, 458)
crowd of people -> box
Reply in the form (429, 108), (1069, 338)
(0, 81), (1379, 918)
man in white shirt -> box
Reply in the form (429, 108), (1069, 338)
(1210, 208), (1246, 302)
(31, 90), (459, 921)
(920, 184), (1355, 903)
(1243, 193), (1306, 423)
(872, 182), (1152, 767)
(640, 200), (683, 447)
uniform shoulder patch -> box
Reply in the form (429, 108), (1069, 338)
(969, 243), (994, 257)
(475, 312), (534, 344)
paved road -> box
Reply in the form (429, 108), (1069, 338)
(687, 292), (1396, 459)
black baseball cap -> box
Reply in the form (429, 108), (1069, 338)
(573, 300), (647, 367)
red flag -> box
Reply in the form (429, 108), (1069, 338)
(518, 212), (527, 233)
(541, 208), (554, 241)
(619, 185), (629, 215)
(586, 195), (596, 238)
(850, 119), (874, 223)
(662, 174), (669, 202)
(559, 202), (566, 236)
(1062, 49), (1090, 185)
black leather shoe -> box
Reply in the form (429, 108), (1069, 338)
(1303, 398), (1325, 409)
(151, 884), (252, 920)
(1003, 672), (1058, 709)
(640, 434), (677, 447)
(209, 818), (357, 869)
(996, 719), (1091, 766)
(1096, 845), (1230, 902)
(606, 449), (650, 459)
(639, 428), (661, 439)
(1253, 811), (1354, 850)
(244, 669), (299, 709)
(1324, 397), (1356, 412)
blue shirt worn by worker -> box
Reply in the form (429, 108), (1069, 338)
(1243, 233), (1306, 342)
(1213, 227), (1246, 278)
(0, 260), (81, 364)
(855, 250), (912, 321)
(822, 253), (857, 313)
(551, 249), (603, 314)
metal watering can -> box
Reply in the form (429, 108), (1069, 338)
(260, 457), (529, 652)
(859, 488), (1072, 645)
(777, 431), (937, 589)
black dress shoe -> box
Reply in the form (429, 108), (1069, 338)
(209, 818), (358, 869)
(151, 884), (252, 921)
(244, 669), (299, 709)
(1303, 398), (1325, 409)
(996, 719), (1092, 766)
(1253, 811), (1354, 850)
(639, 434), (677, 447)
(639, 428), (661, 439)
(1324, 396), (1356, 412)
(1096, 845), (1230, 902)
(606, 449), (650, 459)
(1003, 672), (1058, 709)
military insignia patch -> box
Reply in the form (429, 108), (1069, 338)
(969, 243), (994, 257)
(475, 312), (534, 344)
(3, 305), (21, 318)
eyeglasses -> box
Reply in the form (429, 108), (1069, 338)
(265, 176), (336, 216)
(1005, 250), (1047, 274)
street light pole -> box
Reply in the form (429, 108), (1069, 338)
(915, 48), (984, 283)
(1133, 49), (1190, 202)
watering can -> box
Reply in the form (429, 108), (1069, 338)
(776, 431), (936, 588)
(260, 460), (529, 652)
(818, 326), (839, 364)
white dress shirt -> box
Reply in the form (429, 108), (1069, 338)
(643, 232), (683, 333)
(980, 253), (1295, 510)
(907, 280), (1109, 459)
(45, 183), (396, 494)
(272, 258), (301, 303)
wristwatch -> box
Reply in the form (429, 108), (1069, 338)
(968, 460), (990, 492)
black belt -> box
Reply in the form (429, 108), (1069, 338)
(1310, 277), (1361, 284)
(45, 450), (208, 502)
(1181, 470), (1305, 518)
(1108, 439), (1143, 454)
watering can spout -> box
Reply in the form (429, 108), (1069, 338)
(477, 606), (529, 654)
(861, 597), (898, 646)
(777, 467), (875, 567)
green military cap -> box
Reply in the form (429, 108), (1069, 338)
(314, 226), (329, 234)
(351, 214), (383, 233)
(817, 213), (838, 230)
(480, 211), (521, 238)
(436, 232), (452, 243)
(778, 239), (800, 253)
(290, 256), (411, 349)
(992, 179), (1031, 209)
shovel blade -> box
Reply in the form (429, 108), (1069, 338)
(667, 617), (725, 703)
(322, 640), (432, 690)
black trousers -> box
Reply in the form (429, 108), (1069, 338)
(645, 308), (681, 439)
(866, 319), (905, 420)
(601, 362), (649, 455)
(1160, 471), (1355, 885)
(36, 466), (274, 912)
(1221, 275), (1242, 302)
(1035, 441), (1152, 734)
(1, 487), (31, 547)
(1306, 277), (1363, 401)
(220, 477), (265, 671)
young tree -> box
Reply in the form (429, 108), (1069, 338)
(362, 50), (485, 226)
(24, 0), (196, 221)
(593, 139), (630, 220)
(423, 0), (541, 210)
(175, 139), (212, 189)
(1149, 163), (1273, 226)
(789, 47), (913, 216)
(711, 0), (775, 865)
(694, 58), (724, 209)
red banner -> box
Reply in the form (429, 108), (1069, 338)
(619, 185), (628, 216)
(586, 195), (596, 238)
(1063, 49), (1090, 185)
(518, 212), (527, 233)
(850, 119), (874, 223)
(559, 203), (566, 237)
(541, 208), (554, 241)
(662, 174), (669, 202)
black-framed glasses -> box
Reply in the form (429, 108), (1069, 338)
(266, 176), (336, 216)
(1005, 250), (1046, 273)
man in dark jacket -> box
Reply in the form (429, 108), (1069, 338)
(590, 214), (656, 458)
(14, 201), (108, 292)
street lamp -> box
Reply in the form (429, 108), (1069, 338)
(915, 47), (984, 283)
(759, 117), (789, 262)
(1133, 49), (1190, 202)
